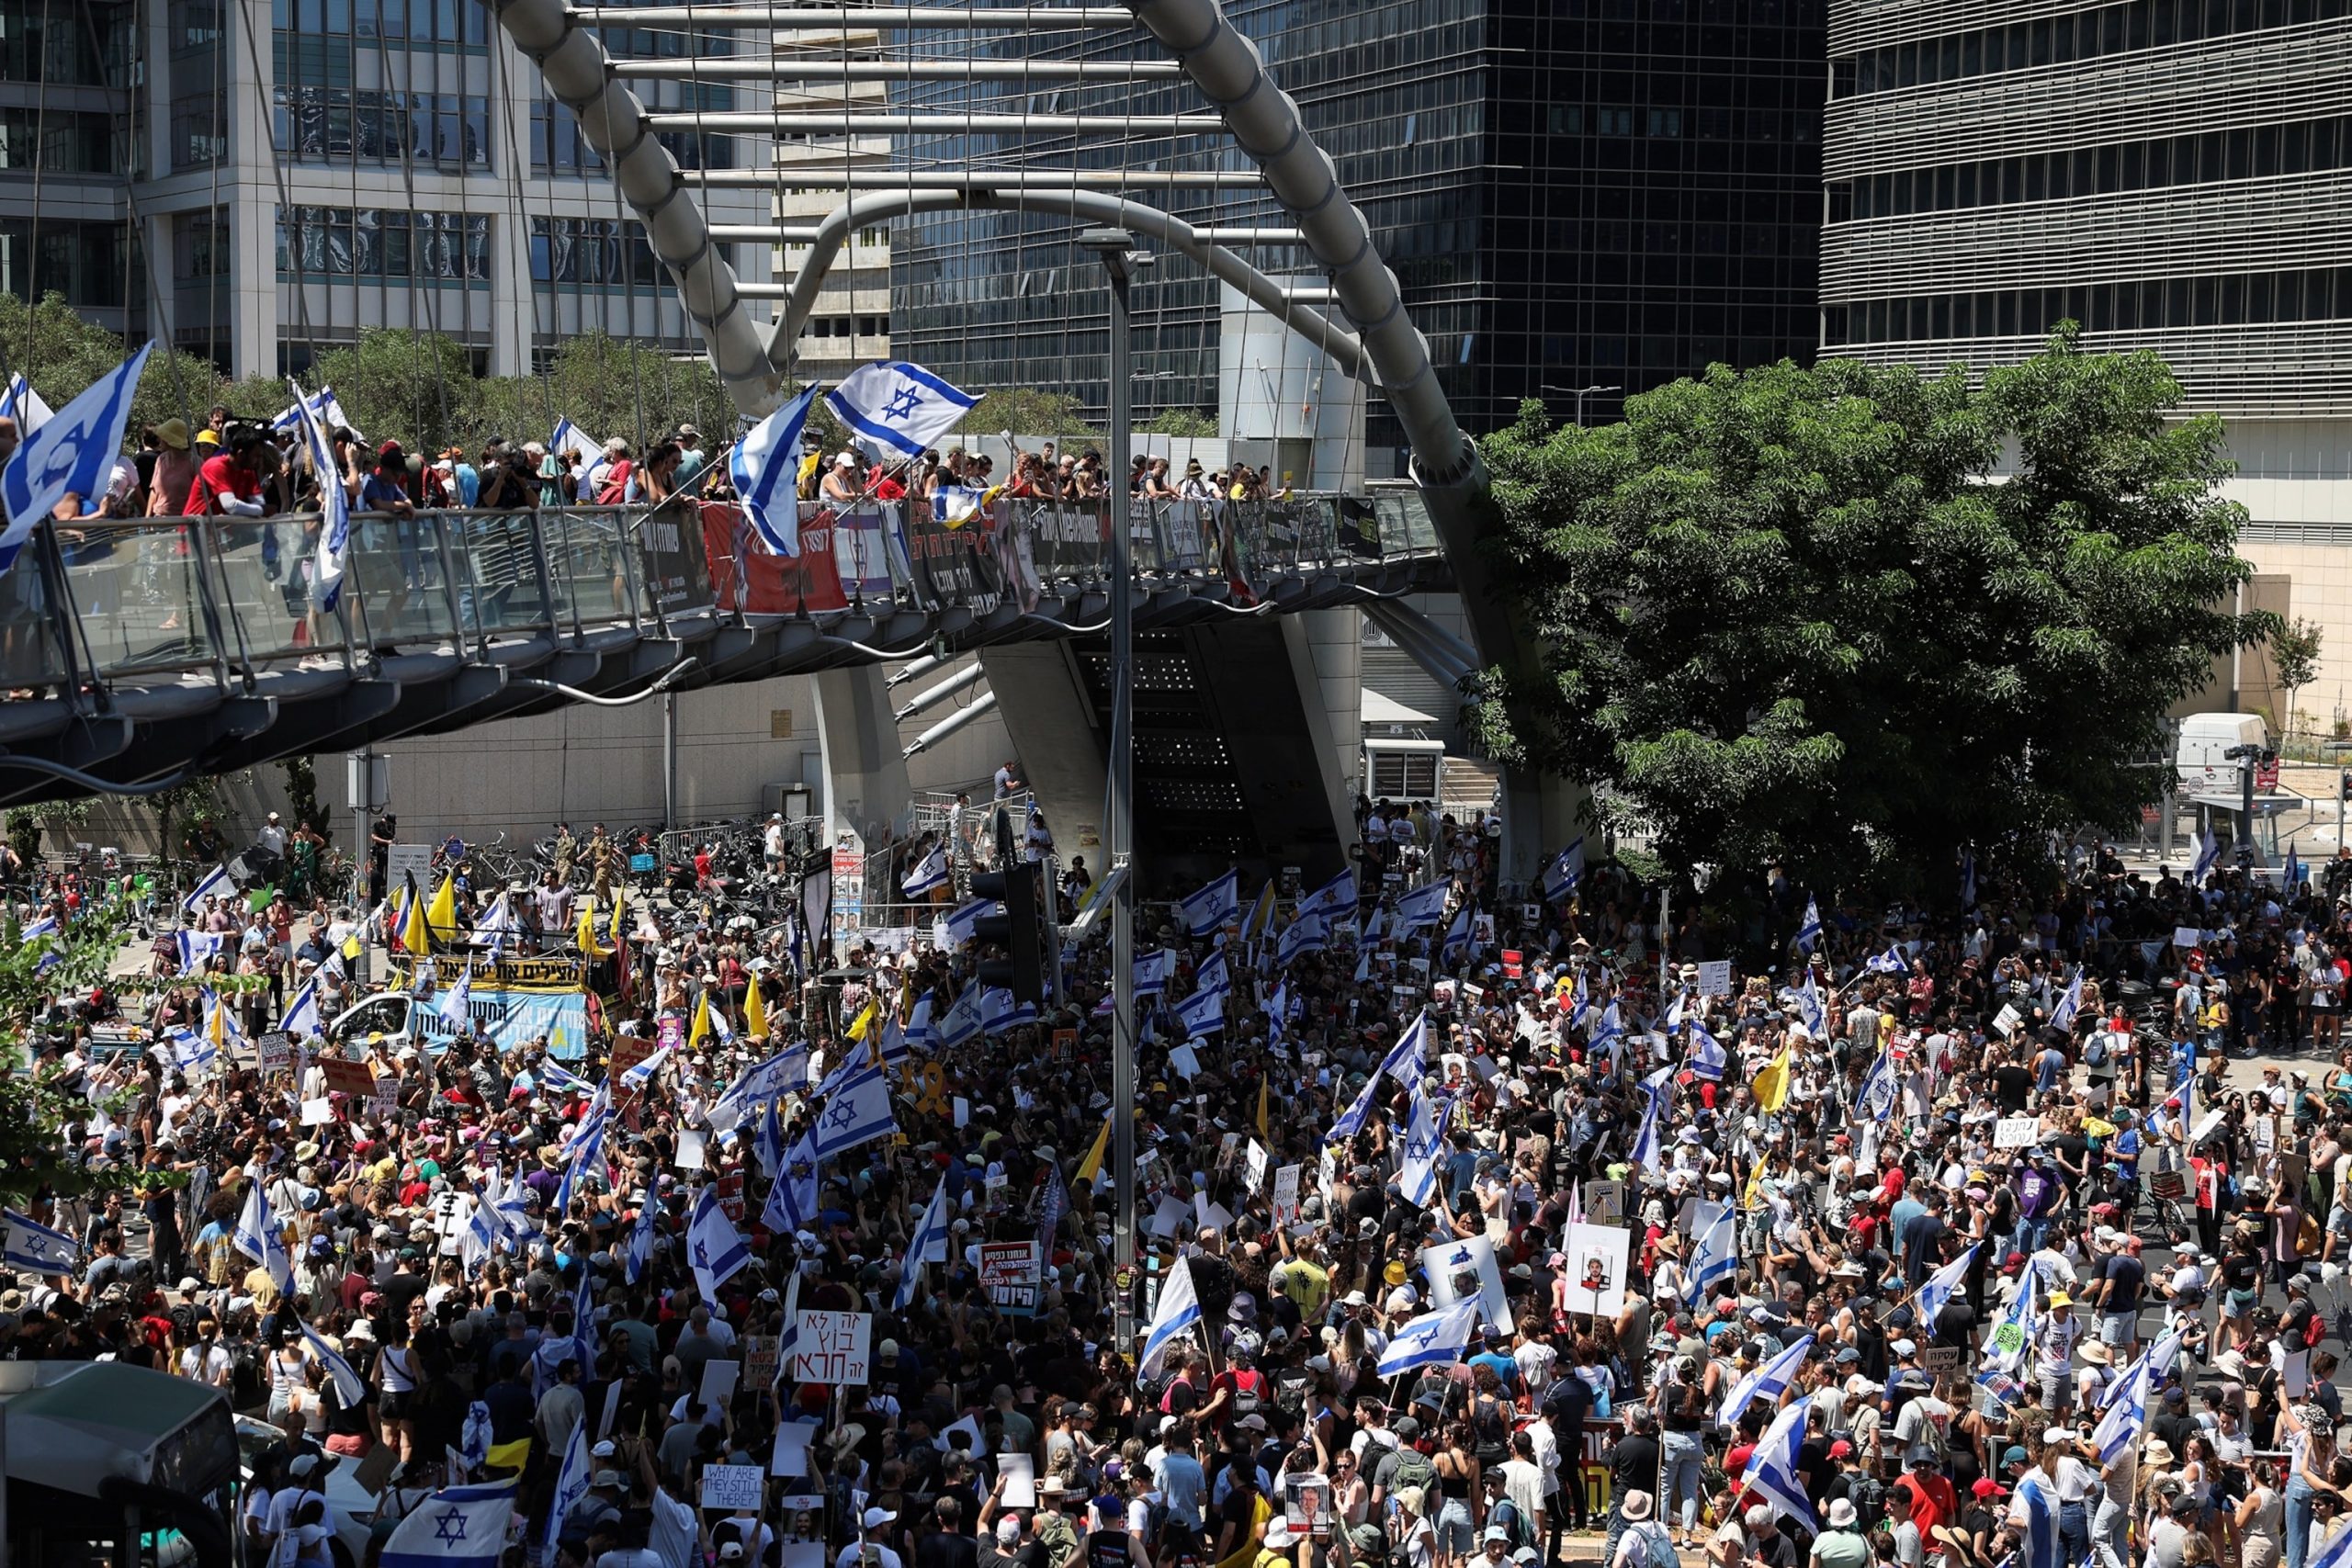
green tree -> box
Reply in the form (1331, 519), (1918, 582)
(474, 333), (733, 457)
(308, 328), (481, 457)
(1468, 326), (2272, 897)
(963, 388), (1101, 444)
(0, 291), (228, 434)
(1, 799), (90, 865)
(0, 903), (140, 1206)
(1142, 409), (1218, 438)
(145, 772), (250, 872)
(2271, 615), (2324, 740)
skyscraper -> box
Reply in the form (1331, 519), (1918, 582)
(888, 0), (1827, 463)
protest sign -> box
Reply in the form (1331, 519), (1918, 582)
(257, 1032), (292, 1073)
(700, 1464), (765, 1511)
(1271, 1165), (1303, 1227)
(978, 1241), (1044, 1316)
(320, 1057), (376, 1098)
(1695, 960), (1733, 998)
(1994, 1116), (2041, 1149)
(742, 1335), (780, 1389)
(793, 1310), (872, 1385)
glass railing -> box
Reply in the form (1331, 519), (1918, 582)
(17, 489), (1438, 693)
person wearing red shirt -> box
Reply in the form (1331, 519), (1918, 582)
(1894, 1454), (1958, 1542)
(183, 426), (268, 516)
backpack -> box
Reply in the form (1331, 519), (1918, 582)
(231, 1342), (266, 1411)
(2303, 1303), (2327, 1349)
(1228, 1370), (1266, 1422)
(1638, 1522), (1679, 1568)
(1490, 1497), (1534, 1552)
(1271, 1366), (1312, 1418)
(2085, 1035), (2109, 1067)
(1848, 1473), (1886, 1530)
(595, 459), (634, 506)
(1385, 1445), (1436, 1497)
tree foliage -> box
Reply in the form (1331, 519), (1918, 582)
(963, 388), (1102, 445)
(1, 291), (244, 436)
(2271, 615), (2324, 734)
(1142, 409), (1218, 439)
(0, 903), (140, 1207)
(1470, 326), (2272, 897)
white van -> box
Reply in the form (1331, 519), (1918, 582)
(2176, 711), (2268, 795)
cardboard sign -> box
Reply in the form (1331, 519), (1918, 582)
(1271, 1164), (1303, 1227)
(610, 1034), (659, 1080)
(978, 1241), (1044, 1316)
(1994, 1116), (2041, 1149)
(1421, 1235), (1514, 1333)
(2172, 926), (2205, 953)
(1581, 1179), (1624, 1225)
(1501, 950), (1523, 980)
(1695, 960), (1733, 999)
(1990, 1003), (2023, 1038)
(717, 1169), (745, 1224)
(1051, 1028), (1077, 1061)
(741, 1334), (780, 1390)
(792, 1309), (872, 1386)
(257, 1032), (293, 1073)
(1919, 1346), (1962, 1372)
(320, 1056), (377, 1098)
(700, 1463), (765, 1511)
(1561, 1221), (1632, 1318)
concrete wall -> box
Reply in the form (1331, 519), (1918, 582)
(2211, 419), (2352, 739)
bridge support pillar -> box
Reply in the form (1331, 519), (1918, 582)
(977, 644), (1110, 865)
(813, 666), (911, 849)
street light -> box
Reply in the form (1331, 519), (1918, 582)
(1076, 224), (1148, 1356)
(1539, 382), (1623, 427)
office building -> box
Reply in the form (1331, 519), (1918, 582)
(769, 19), (892, 384)
(1821, 0), (2352, 737)
(888, 0), (1828, 468)
(0, 0), (771, 379)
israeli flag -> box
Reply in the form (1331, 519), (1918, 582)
(1375, 1298), (1480, 1377)
(1193, 950), (1231, 1001)
(1686, 1020), (1727, 1081)
(1299, 867), (1356, 919)
(270, 383), (357, 439)
(761, 1134), (820, 1235)
(1795, 896), (1822, 953)
(730, 383), (822, 558)
(1277, 912), (1329, 966)
(1795, 972), (1827, 1036)
(548, 416), (600, 463)
(752, 1095), (785, 1181)
(808, 1069), (896, 1158)
(1395, 880), (1449, 934)
(492, 1168), (531, 1235)
(1130, 948), (1171, 998)
(904, 994), (936, 1050)
(540, 1058), (595, 1099)
(937, 983), (982, 1049)
(1398, 1082), (1444, 1208)
(2191, 826), (2220, 884)
(1982, 1254), (2041, 1375)
(1181, 870), (1240, 937)
(620, 1042), (674, 1093)
(542, 1419), (593, 1555)
(1717, 1332), (1814, 1430)
(1916, 1243), (1980, 1328)
(1176, 983), (1226, 1041)
(280, 976), (324, 1039)
(934, 483), (995, 527)
(1263, 979), (1292, 1032)
(1541, 838), (1585, 904)
(378, 1481), (516, 1568)
(1627, 1065), (1673, 1169)
(1379, 1010), (1430, 1086)
(1589, 1000), (1624, 1054)
(182, 862), (236, 917)
(1138, 1254), (1204, 1379)
(2089, 1350), (2151, 1463)
(825, 359), (978, 461)
(17, 914), (56, 945)
(437, 964), (474, 1031)
(979, 987), (1038, 1034)
(2143, 1325), (2188, 1390)
(943, 897), (998, 950)
(1739, 1393), (1820, 1532)
(1856, 1045), (1898, 1122)
(686, 1182), (751, 1299)
(288, 378), (354, 612)
(168, 1026), (219, 1078)
(233, 1180), (295, 1293)
(1, 372), (55, 434)
(2287, 841), (2305, 895)
(555, 1107), (609, 1213)
(175, 930), (226, 975)
(0, 341), (151, 574)
(1686, 1201), (1738, 1302)
(896, 1179), (951, 1311)
(1325, 1067), (1386, 1145)
(299, 1316), (369, 1405)
(1866, 944), (1910, 976)
(2050, 968), (2084, 1032)
(901, 843), (950, 897)
(624, 1190), (659, 1285)
(0, 1207), (81, 1275)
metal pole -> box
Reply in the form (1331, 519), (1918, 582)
(1095, 232), (1140, 1355)
(664, 693), (680, 832)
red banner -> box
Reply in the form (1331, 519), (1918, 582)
(701, 501), (849, 615)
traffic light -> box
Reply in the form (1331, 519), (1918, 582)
(970, 862), (1049, 1006)
(2341, 769), (2351, 802)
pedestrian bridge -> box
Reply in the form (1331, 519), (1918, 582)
(0, 490), (1448, 808)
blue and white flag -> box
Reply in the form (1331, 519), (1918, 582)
(0, 1207), (81, 1275)
(1277, 912), (1329, 967)
(826, 359), (978, 461)
(687, 1181), (751, 1299)
(1739, 1393), (1820, 1533)
(168, 1025), (219, 1078)
(1138, 1254), (1203, 1379)
(437, 964), (474, 1031)
(542, 1417), (593, 1555)
(548, 416), (599, 463)
(1717, 1332), (1814, 1430)
(1982, 1252), (2041, 1376)
(1325, 1067), (1386, 1145)
(937, 983), (982, 1049)
(1541, 838), (1585, 904)
(1627, 1065), (1673, 1170)
(1686, 1201), (1738, 1303)
(288, 378), (354, 611)
(1375, 1298), (1481, 1377)
(270, 383), (356, 438)
(979, 986), (1038, 1034)
(2287, 841), (2304, 895)
(808, 1069), (896, 1158)
(0, 341), (153, 574)
(0, 373), (54, 434)
(1795, 972), (1827, 1037)
(2013, 1472), (2063, 1568)
(1439, 906), (1472, 965)
(1263, 979), (1292, 1033)
(2091, 1351), (2150, 1462)
(1685, 1020), (1726, 1081)
(1181, 870), (1240, 937)
(1915, 1243), (1980, 1328)
(1193, 950), (1231, 1001)
(1397, 1082), (1444, 1209)
(943, 897), (997, 950)
(2191, 826), (2221, 884)
(1588, 1000), (1624, 1056)
(280, 976), (324, 1039)
(896, 1179), (951, 1311)
(2050, 969), (2084, 1032)
(2143, 1325), (2188, 1390)
(300, 1316), (368, 1405)
(1866, 944), (1910, 976)
(540, 1058), (595, 1100)
(624, 1190), (658, 1285)
(233, 1180), (294, 1293)
(1176, 982), (1226, 1041)
(379, 1482), (516, 1568)
(1960, 851), (1978, 909)
(175, 929), (226, 975)
(753, 1095), (786, 1182)
(620, 1042), (674, 1094)
(1378, 1010), (1430, 1086)
(1299, 867), (1356, 919)
(1395, 880), (1449, 934)
(17, 913), (56, 945)
(1135, 948), (1171, 998)
(1795, 896), (1822, 953)
(554, 1103), (609, 1213)
(763, 1134), (823, 1235)
(901, 843), (950, 897)
(1855, 1045), (1898, 1122)
(182, 862), (236, 917)
(730, 383), (821, 557)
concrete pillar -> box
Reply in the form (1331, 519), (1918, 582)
(978, 643), (1109, 861)
(812, 665), (912, 847)
(486, 32), (536, 378)
(1285, 608), (1361, 829)
(224, 0), (277, 378)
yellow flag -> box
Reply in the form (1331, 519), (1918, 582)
(209, 995), (226, 1047)
(400, 877), (430, 955)
(847, 999), (877, 1043)
(1073, 1113), (1112, 1184)
(1750, 1044), (1792, 1114)
(609, 893), (626, 946)
(575, 899), (603, 959)
(1243, 881), (1276, 942)
(424, 874), (457, 947)
(1255, 1077), (1270, 1143)
(1743, 1156), (1768, 1213)
(689, 990), (711, 1050)
(744, 976), (768, 1037)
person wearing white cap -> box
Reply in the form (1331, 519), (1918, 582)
(835, 1506), (905, 1568)
(822, 451), (863, 504)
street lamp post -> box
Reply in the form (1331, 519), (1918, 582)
(1539, 381), (1623, 428)
(1078, 225), (1146, 1355)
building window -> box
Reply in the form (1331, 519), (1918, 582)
(1598, 107), (1634, 136)
(174, 210), (230, 280)
(1647, 108), (1683, 138)
(0, 107), (122, 174)
(277, 204), (490, 280)
(273, 87), (492, 171)
(529, 215), (663, 288)
(170, 90), (225, 169)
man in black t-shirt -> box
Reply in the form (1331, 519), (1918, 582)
(1991, 1058), (2036, 1115)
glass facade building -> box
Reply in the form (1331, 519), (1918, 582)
(887, 0), (1826, 458)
